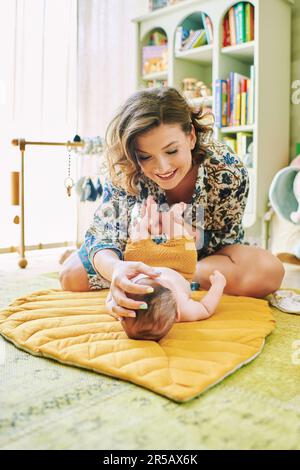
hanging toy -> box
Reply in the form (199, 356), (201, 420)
(64, 135), (81, 197)
(95, 176), (103, 198)
(64, 141), (75, 197)
(85, 177), (98, 202)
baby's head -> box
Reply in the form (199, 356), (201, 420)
(121, 277), (177, 342)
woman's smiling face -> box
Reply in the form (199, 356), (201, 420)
(135, 123), (196, 189)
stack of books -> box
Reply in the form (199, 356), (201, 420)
(215, 65), (255, 128)
(175, 13), (213, 51)
(223, 2), (254, 47)
(181, 29), (207, 50)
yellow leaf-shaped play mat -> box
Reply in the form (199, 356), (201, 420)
(0, 288), (275, 403)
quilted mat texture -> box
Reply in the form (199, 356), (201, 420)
(0, 288), (275, 403)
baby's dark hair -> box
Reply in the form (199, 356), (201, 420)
(121, 283), (177, 341)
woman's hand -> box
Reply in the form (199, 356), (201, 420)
(106, 260), (161, 320)
(161, 202), (198, 241)
(129, 196), (161, 241)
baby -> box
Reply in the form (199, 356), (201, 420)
(106, 196), (227, 341)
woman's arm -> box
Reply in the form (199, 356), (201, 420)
(93, 249), (122, 282)
(84, 179), (136, 271)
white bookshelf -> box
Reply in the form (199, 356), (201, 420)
(132, 0), (293, 245)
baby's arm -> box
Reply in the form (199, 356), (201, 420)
(178, 271), (226, 321)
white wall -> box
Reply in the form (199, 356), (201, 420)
(76, 0), (148, 244)
(0, 0), (78, 251)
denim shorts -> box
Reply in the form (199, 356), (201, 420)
(77, 242), (111, 291)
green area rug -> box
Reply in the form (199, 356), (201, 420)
(0, 271), (299, 450)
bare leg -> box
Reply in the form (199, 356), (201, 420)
(193, 244), (285, 298)
(59, 251), (90, 292)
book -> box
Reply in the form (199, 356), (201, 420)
(201, 12), (211, 44)
(223, 14), (231, 47)
(245, 3), (255, 42)
(205, 15), (214, 44)
(234, 2), (246, 44)
(248, 65), (255, 124)
(222, 80), (228, 126)
(182, 29), (207, 50)
(215, 79), (227, 128)
(192, 30), (207, 48)
(235, 73), (249, 126)
(235, 80), (241, 126)
(240, 78), (248, 126)
(228, 7), (236, 46)
(182, 30), (201, 50)
(229, 71), (235, 126)
(227, 78), (231, 125)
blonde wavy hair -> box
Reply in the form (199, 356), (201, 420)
(104, 86), (214, 195)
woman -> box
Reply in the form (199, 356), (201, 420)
(59, 87), (284, 319)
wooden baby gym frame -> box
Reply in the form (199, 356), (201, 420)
(11, 138), (84, 269)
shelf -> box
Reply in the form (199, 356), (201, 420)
(132, 0), (201, 23)
(175, 44), (213, 65)
(134, 0), (292, 233)
(142, 71), (168, 81)
(220, 125), (254, 134)
(133, 0), (293, 22)
(221, 41), (255, 64)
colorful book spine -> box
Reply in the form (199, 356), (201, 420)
(215, 79), (222, 128)
(240, 78), (247, 126)
(222, 81), (228, 126)
(249, 65), (255, 124)
(234, 2), (246, 44)
(227, 78), (231, 125)
(182, 30), (202, 50)
(223, 14), (230, 47)
(246, 78), (250, 124)
(225, 2), (254, 46)
(225, 72), (252, 127)
(228, 7), (236, 46)
(205, 16), (213, 44)
(230, 72), (237, 126)
(245, 3), (252, 42)
(201, 13), (210, 44)
(235, 80), (241, 127)
(192, 30), (207, 48)
(249, 3), (255, 41)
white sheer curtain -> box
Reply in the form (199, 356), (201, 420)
(0, 0), (78, 251)
(76, 0), (148, 243)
